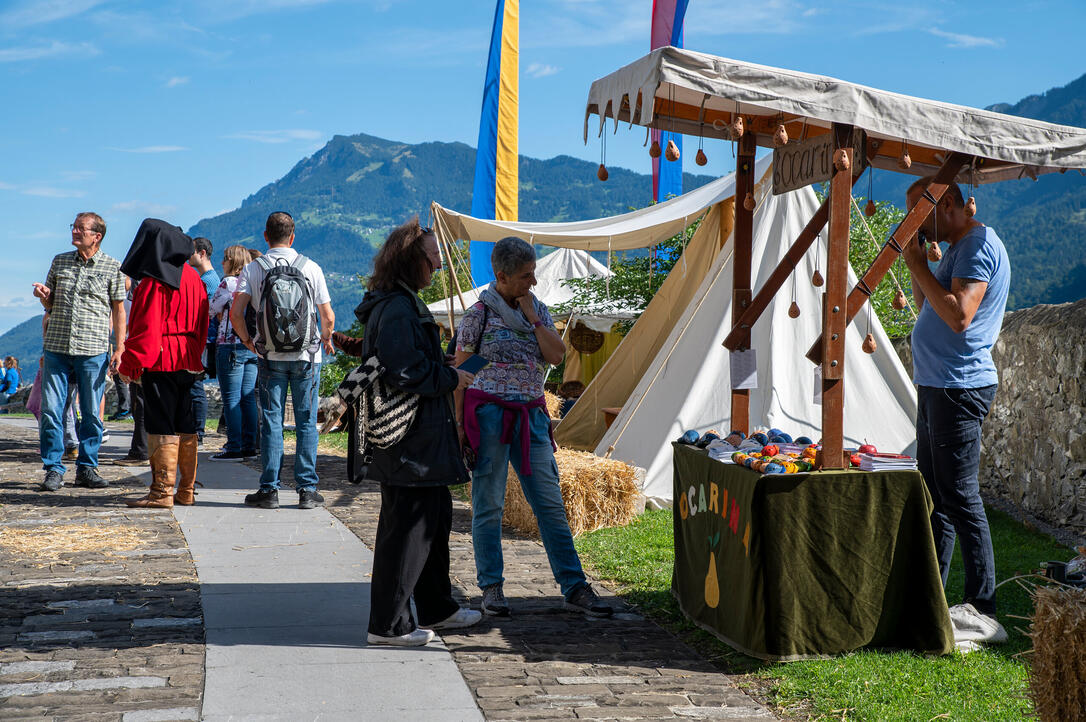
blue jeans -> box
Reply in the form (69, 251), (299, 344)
(916, 385), (998, 614)
(40, 350), (109, 473)
(257, 359), (320, 493)
(217, 344), (259, 453)
(470, 402), (586, 597)
(190, 377), (207, 435)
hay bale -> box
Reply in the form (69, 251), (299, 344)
(495, 447), (640, 538)
(1028, 585), (1086, 721)
(0, 524), (148, 563)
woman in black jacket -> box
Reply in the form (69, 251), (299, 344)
(357, 218), (480, 646)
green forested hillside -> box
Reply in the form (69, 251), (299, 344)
(0, 314), (45, 376)
(187, 133), (716, 324)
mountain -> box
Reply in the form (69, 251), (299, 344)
(0, 314), (45, 378)
(873, 71), (1086, 309)
(188, 133), (717, 325)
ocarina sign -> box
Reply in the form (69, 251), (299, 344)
(772, 130), (867, 195)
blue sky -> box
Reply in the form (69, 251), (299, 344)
(1, 0), (1083, 335)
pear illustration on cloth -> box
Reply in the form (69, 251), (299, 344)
(704, 532), (721, 609)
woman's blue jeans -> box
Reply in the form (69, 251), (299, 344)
(470, 402), (586, 597)
(216, 343), (258, 453)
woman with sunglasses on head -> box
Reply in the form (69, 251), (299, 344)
(355, 217), (480, 646)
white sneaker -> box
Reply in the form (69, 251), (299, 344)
(949, 603), (1007, 644)
(366, 628), (434, 646)
(101, 431), (111, 443)
(430, 607), (482, 630)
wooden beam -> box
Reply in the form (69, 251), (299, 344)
(819, 124), (854, 470)
(730, 133), (757, 434)
(721, 171), (864, 352)
(805, 151), (972, 363)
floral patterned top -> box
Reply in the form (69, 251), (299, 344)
(456, 297), (556, 400)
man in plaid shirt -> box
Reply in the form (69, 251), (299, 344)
(32, 212), (126, 491)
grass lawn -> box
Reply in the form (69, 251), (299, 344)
(575, 506), (1077, 721)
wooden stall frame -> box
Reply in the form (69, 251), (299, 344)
(730, 133), (757, 433)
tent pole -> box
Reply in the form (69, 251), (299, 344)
(441, 235), (470, 312)
(729, 133), (757, 434)
(819, 123), (854, 470)
(805, 151), (970, 363)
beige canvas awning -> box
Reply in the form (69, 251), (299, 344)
(584, 46), (1086, 184)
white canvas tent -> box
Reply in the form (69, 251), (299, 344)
(594, 179), (918, 507)
(427, 247), (636, 333)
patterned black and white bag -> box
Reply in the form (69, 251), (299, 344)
(339, 352), (419, 484)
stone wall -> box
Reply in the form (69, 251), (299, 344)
(893, 301), (1086, 540)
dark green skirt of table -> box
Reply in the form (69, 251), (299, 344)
(671, 443), (954, 660)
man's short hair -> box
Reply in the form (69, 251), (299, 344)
(75, 212), (106, 239)
(193, 237), (213, 256)
(265, 212), (295, 245)
(908, 176), (965, 208)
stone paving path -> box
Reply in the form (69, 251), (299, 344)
(1, 417), (778, 721)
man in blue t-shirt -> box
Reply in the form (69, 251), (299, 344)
(902, 177), (1010, 643)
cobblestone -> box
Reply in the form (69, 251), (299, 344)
(0, 421), (204, 719)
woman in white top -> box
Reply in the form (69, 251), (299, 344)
(209, 245), (260, 461)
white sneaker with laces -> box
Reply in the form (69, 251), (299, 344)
(949, 603), (1007, 644)
(430, 607), (482, 630)
(366, 628), (434, 646)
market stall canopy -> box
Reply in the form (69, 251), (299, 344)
(584, 46), (1086, 184)
(430, 154), (770, 253)
(427, 247), (638, 332)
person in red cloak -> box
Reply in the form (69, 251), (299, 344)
(117, 219), (209, 508)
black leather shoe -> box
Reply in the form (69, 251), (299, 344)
(244, 489), (279, 509)
(74, 467), (109, 489)
(39, 470), (63, 492)
(298, 490), (324, 509)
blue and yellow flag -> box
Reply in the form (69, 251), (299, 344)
(651, 0), (689, 203)
(470, 0), (519, 286)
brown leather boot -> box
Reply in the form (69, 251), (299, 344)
(175, 433), (198, 505)
(125, 434), (179, 508)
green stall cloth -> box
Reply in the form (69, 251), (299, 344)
(671, 443), (954, 661)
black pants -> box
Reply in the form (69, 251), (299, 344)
(141, 371), (198, 436)
(128, 384), (148, 459)
(112, 372), (131, 414)
(367, 484), (459, 637)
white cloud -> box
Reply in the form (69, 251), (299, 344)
(0, 41), (99, 63)
(0, 295), (41, 311)
(111, 200), (179, 217)
(526, 62), (560, 79)
(929, 28), (1003, 49)
(225, 129), (323, 144)
(165, 76), (190, 87)
(60, 170), (96, 182)
(0, 0), (107, 28)
(0, 181), (14, 190)
(106, 145), (189, 153)
(22, 186), (86, 198)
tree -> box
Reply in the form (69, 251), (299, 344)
(844, 195), (915, 339)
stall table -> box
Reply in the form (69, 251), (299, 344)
(671, 443), (953, 660)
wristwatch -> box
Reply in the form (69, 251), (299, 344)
(531, 320), (543, 328)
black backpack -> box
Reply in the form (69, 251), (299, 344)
(254, 254), (318, 355)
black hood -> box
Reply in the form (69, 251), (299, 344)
(121, 218), (194, 290)
(355, 286), (415, 326)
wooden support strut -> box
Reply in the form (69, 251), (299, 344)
(804, 151), (971, 364)
(730, 133), (757, 434)
(721, 171), (864, 352)
(819, 123), (853, 470)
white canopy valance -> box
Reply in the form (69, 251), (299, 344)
(584, 46), (1086, 184)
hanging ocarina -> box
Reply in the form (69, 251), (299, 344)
(892, 289), (907, 310)
(743, 192), (756, 211)
(965, 196), (977, 217)
(862, 333), (878, 354)
(730, 116), (744, 140)
(927, 242), (942, 262)
(773, 124), (789, 147)
(597, 164), (609, 181)
(665, 139), (680, 161)
(833, 149), (850, 172)
(695, 148), (708, 166)
(865, 199), (877, 217)
(649, 140), (662, 158)
(812, 269), (824, 287)
(788, 301), (801, 318)
(898, 149), (912, 170)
